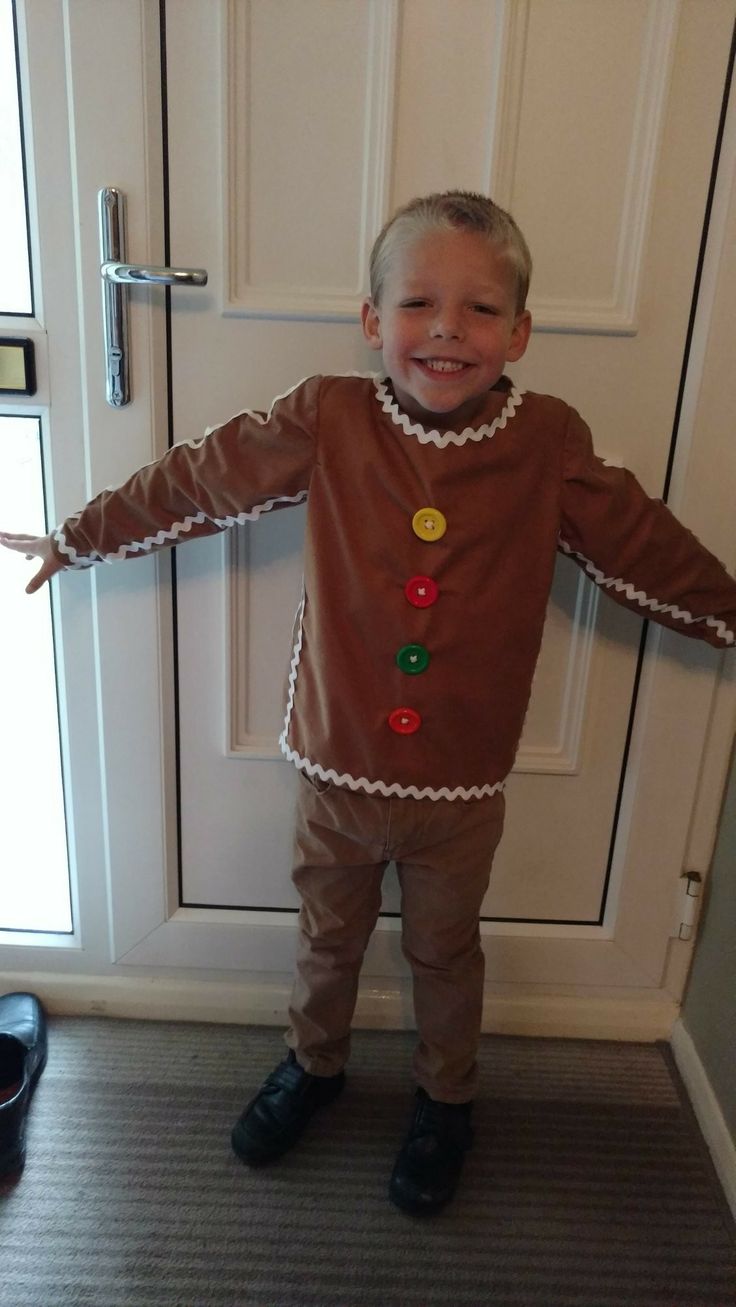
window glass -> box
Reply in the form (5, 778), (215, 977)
(0, 416), (72, 932)
(0, 0), (33, 315)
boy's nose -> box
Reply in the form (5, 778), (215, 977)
(430, 312), (464, 340)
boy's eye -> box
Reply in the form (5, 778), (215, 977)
(471, 303), (498, 315)
(400, 299), (429, 308)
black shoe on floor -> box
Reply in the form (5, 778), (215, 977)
(231, 1050), (345, 1167)
(0, 992), (48, 1176)
(389, 1088), (474, 1215)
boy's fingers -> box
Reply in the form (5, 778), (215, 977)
(0, 530), (60, 592)
(26, 567), (50, 595)
(0, 534), (28, 552)
(0, 532), (45, 555)
(25, 557), (62, 595)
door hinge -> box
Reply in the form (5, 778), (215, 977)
(678, 871), (703, 941)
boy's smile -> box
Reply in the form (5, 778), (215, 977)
(361, 228), (531, 430)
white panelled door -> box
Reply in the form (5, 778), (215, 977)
(57, 0), (736, 1011)
(164, 0), (734, 963)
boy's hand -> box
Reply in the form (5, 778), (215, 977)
(0, 531), (64, 594)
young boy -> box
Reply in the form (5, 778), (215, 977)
(2, 192), (735, 1216)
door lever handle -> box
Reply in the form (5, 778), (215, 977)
(101, 262), (207, 287)
(98, 187), (208, 406)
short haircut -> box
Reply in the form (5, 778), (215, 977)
(368, 190), (532, 314)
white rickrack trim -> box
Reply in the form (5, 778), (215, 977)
(202, 372), (378, 437)
(53, 491), (308, 566)
(559, 538), (736, 646)
(373, 375), (524, 447)
(52, 373), (324, 567)
(202, 374), (323, 436)
(278, 577), (506, 800)
(280, 587), (306, 741)
(279, 744), (507, 802)
(212, 490), (308, 530)
(52, 528), (98, 568)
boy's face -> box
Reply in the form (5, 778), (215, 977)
(361, 228), (531, 429)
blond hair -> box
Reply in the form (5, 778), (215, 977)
(369, 191), (532, 314)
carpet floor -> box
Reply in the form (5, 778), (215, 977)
(1, 1019), (734, 1307)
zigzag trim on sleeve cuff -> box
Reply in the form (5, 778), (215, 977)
(52, 528), (101, 568)
(52, 490), (308, 567)
(559, 537), (736, 645)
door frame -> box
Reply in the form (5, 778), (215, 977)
(1, 0), (735, 1040)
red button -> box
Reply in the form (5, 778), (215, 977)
(388, 707), (422, 735)
(404, 575), (439, 609)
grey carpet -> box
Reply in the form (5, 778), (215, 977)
(1, 1019), (734, 1307)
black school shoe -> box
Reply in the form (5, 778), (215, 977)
(0, 992), (48, 1176)
(389, 1088), (474, 1215)
(231, 1049), (345, 1166)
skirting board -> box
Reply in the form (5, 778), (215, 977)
(0, 971), (678, 1041)
(670, 1018), (736, 1222)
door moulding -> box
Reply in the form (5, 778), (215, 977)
(0, 970), (679, 1042)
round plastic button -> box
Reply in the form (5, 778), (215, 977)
(396, 644), (430, 675)
(388, 707), (422, 735)
(404, 575), (439, 608)
(412, 507), (447, 542)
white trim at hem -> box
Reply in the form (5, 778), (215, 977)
(278, 575), (507, 801)
(559, 538), (736, 645)
(277, 739), (506, 802)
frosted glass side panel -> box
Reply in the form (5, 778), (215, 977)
(0, 0), (33, 314)
(0, 416), (71, 931)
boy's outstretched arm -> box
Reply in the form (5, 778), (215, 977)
(559, 410), (736, 650)
(1, 377), (320, 591)
(0, 532), (63, 594)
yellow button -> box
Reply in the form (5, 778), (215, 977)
(412, 508), (447, 542)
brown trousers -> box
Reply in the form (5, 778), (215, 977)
(285, 772), (505, 1102)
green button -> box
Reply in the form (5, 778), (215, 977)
(396, 643), (430, 675)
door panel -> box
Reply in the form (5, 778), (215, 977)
(164, 0), (733, 979)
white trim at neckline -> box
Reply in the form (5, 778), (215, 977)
(373, 375), (524, 448)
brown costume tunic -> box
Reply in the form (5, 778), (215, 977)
(51, 374), (736, 800)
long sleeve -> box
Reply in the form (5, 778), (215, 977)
(51, 376), (320, 569)
(559, 409), (736, 650)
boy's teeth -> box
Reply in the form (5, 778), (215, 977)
(424, 359), (465, 373)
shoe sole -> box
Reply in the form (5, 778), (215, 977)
(231, 1072), (345, 1167)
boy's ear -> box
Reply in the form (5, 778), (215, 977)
(361, 298), (383, 351)
(506, 310), (532, 363)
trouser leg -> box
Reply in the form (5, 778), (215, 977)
(396, 792), (505, 1102)
(285, 776), (387, 1077)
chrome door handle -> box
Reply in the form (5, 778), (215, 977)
(98, 187), (208, 407)
(101, 263), (207, 286)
